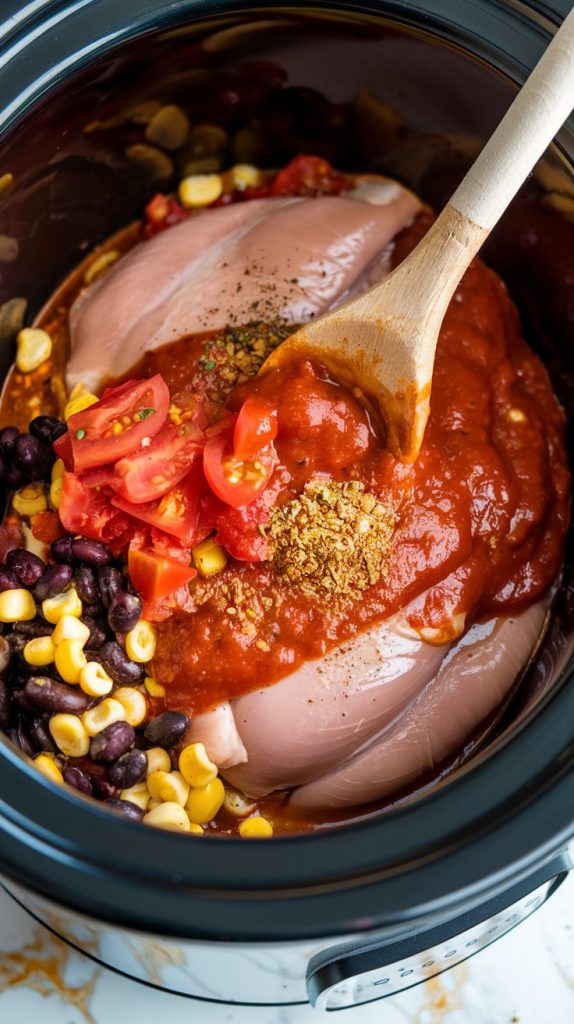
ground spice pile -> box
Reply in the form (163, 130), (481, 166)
(269, 480), (396, 597)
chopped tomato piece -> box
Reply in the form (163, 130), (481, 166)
(144, 193), (190, 236)
(203, 425), (277, 509)
(128, 546), (196, 603)
(234, 396), (278, 461)
(58, 472), (129, 541)
(111, 422), (204, 504)
(55, 375), (169, 472)
(53, 430), (73, 470)
(270, 155), (351, 197)
(112, 464), (203, 546)
(30, 510), (65, 544)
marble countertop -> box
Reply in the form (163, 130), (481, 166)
(1, 869), (574, 1024)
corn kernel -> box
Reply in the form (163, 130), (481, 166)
(83, 250), (120, 286)
(148, 770), (190, 807)
(189, 822), (204, 835)
(179, 742), (217, 788)
(125, 620), (157, 663)
(79, 661), (114, 697)
(67, 381), (91, 403)
(51, 459), (65, 483)
(143, 802), (191, 832)
(113, 687), (148, 727)
(0, 588), (36, 623)
(229, 163), (262, 190)
(146, 747), (171, 775)
(16, 327), (52, 373)
(147, 798), (162, 811)
(24, 635), (55, 667)
(120, 781), (151, 811)
(64, 391), (99, 421)
(144, 675), (165, 698)
(12, 485), (48, 516)
(223, 788), (257, 818)
(185, 777), (225, 825)
(53, 614), (91, 646)
(42, 588), (82, 623)
(82, 697), (125, 737)
(191, 538), (227, 578)
(49, 714), (90, 757)
(238, 815), (274, 838)
(34, 753), (63, 784)
(50, 476), (63, 509)
(54, 639), (87, 684)
(178, 173), (222, 208)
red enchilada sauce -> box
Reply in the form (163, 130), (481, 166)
(132, 214), (570, 716)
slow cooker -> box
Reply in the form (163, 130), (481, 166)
(0, 0), (573, 1012)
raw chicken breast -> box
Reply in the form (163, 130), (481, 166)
(67, 183), (420, 392)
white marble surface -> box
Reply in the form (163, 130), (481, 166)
(0, 871), (573, 1023)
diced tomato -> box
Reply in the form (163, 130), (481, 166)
(234, 396), (278, 461)
(270, 155), (351, 198)
(56, 376), (169, 472)
(203, 424), (277, 509)
(201, 466), (289, 561)
(30, 510), (66, 544)
(58, 472), (129, 541)
(112, 463), (203, 546)
(128, 546), (196, 603)
(111, 421), (204, 504)
(53, 430), (73, 470)
(144, 193), (191, 236)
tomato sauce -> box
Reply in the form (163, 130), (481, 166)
(149, 215), (570, 715)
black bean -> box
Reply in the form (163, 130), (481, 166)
(0, 567), (20, 592)
(11, 689), (37, 712)
(74, 565), (99, 604)
(144, 711), (189, 749)
(83, 600), (105, 618)
(0, 634), (9, 673)
(92, 776), (117, 800)
(28, 716), (58, 753)
(14, 617), (53, 638)
(6, 547), (45, 586)
(108, 748), (147, 789)
(4, 463), (25, 490)
(34, 563), (72, 601)
(94, 642), (144, 686)
(81, 615), (107, 649)
(0, 678), (9, 727)
(90, 720), (135, 763)
(63, 765), (94, 796)
(71, 538), (112, 565)
(0, 452), (5, 479)
(0, 426), (19, 456)
(14, 433), (54, 480)
(24, 677), (90, 714)
(104, 797), (144, 822)
(29, 416), (66, 445)
(8, 717), (35, 757)
(51, 536), (74, 563)
(108, 592), (142, 634)
(98, 566), (124, 609)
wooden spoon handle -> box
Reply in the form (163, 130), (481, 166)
(450, 6), (574, 231)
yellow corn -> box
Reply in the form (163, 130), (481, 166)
(229, 163), (262, 190)
(191, 538), (227, 578)
(147, 770), (190, 807)
(51, 460), (65, 486)
(143, 802), (191, 832)
(146, 747), (171, 775)
(79, 661), (114, 697)
(223, 788), (257, 818)
(179, 742), (217, 788)
(64, 391), (99, 421)
(83, 250), (120, 286)
(113, 687), (147, 727)
(12, 485), (48, 516)
(53, 614), (90, 646)
(120, 781), (151, 812)
(23, 635), (55, 667)
(185, 777), (225, 825)
(147, 798), (162, 811)
(16, 327), (52, 373)
(67, 381), (91, 403)
(0, 588), (36, 623)
(125, 620), (157, 663)
(238, 815), (274, 838)
(42, 588), (82, 623)
(189, 823), (204, 835)
(50, 476), (63, 510)
(82, 697), (125, 737)
(178, 173), (222, 208)
(34, 753), (63, 784)
(144, 675), (165, 698)
(54, 639), (87, 684)
(49, 714), (90, 757)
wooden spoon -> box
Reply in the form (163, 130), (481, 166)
(264, 8), (574, 463)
